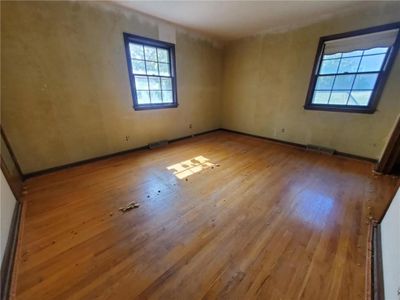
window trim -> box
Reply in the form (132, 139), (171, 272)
(123, 32), (178, 111)
(304, 22), (400, 114)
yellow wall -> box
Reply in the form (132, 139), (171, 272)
(1, 1), (223, 174)
(2, 1), (400, 174)
(221, 2), (400, 159)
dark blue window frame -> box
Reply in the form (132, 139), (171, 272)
(304, 22), (400, 114)
(123, 33), (178, 111)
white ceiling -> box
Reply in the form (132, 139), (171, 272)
(116, 1), (362, 41)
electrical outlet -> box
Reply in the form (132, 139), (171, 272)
(189, 124), (193, 129)
(281, 128), (285, 133)
(125, 136), (129, 141)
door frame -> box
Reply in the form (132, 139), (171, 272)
(375, 115), (400, 174)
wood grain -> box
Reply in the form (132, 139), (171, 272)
(11, 131), (397, 300)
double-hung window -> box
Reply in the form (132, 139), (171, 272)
(305, 23), (400, 113)
(123, 33), (178, 110)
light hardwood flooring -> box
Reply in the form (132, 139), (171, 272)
(12, 131), (398, 299)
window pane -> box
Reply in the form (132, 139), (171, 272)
(333, 75), (355, 90)
(161, 78), (172, 90)
(148, 77), (161, 90)
(129, 43), (144, 59)
(159, 63), (170, 76)
(359, 54), (386, 72)
(134, 76), (149, 90)
(150, 91), (162, 103)
(312, 91), (330, 104)
(342, 50), (363, 57)
(162, 91), (173, 103)
(124, 36), (176, 110)
(329, 91), (349, 105)
(349, 91), (372, 106)
(353, 74), (378, 90)
(323, 53), (341, 60)
(146, 61), (159, 75)
(132, 60), (146, 74)
(338, 56), (361, 73)
(320, 59), (339, 74)
(137, 90), (150, 104)
(157, 48), (169, 63)
(144, 46), (157, 61)
(315, 76), (334, 90)
(364, 47), (388, 55)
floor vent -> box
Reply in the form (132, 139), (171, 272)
(148, 140), (169, 149)
(306, 144), (335, 155)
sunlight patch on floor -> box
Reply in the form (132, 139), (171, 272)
(293, 189), (335, 229)
(167, 155), (215, 179)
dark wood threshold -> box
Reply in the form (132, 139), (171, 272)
(0, 202), (22, 300)
(24, 129), (220, 179)
(219, 128), (377, 163)
(372, 223), (385, 300)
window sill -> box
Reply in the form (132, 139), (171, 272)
(304, 104), (376, 114)
(133, 103), (178, 111)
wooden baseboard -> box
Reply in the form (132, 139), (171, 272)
(0, 202), (22, 300)
(23, 128), (377, 179)
(335, 151), (378, 164)
(372, 223), (385, 300)
(24, 129), (220, 179)
(366, 221), (373, 300)
(219, 128), (378, 163)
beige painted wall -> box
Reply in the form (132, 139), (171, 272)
(1, 1), (223, 174)
(221, 2), (400, 159)
(2, 2), (400, 174)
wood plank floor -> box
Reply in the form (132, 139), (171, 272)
(12, 131), (398, 300)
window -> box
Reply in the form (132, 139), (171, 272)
(123, 33), (178, 110)
(305, 23), (400, 113)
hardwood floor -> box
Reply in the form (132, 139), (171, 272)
(11, 131), (397, 300)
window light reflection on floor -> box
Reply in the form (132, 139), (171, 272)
(167, 155), (215, 179)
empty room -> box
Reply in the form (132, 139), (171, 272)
(1, 1), (400, 299)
